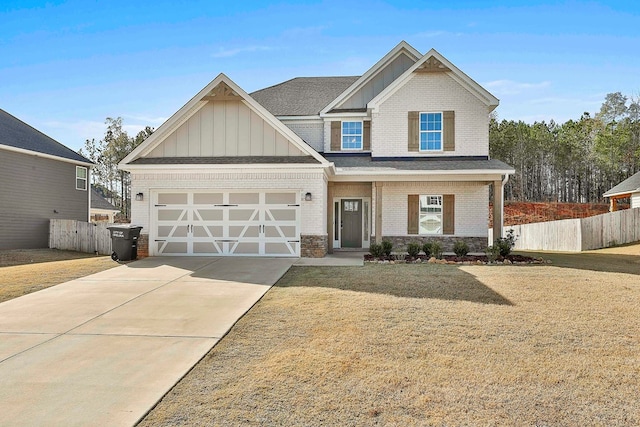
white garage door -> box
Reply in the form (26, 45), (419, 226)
(153, 191), (300, 257)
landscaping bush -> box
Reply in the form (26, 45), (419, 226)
(453, 240), (469, 257)
(430, 241), (443, 259)
(485, 245), (500, 262)
(381, 240), (393, 257)
(494, 228), (517, 257)
(406, 242), (421, 258)
(369, 243), (384, 258)
(422, 242), (432, 257)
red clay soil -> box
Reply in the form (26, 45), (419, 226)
(489, 202), (623, 226)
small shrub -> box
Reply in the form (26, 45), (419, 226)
(430, 241), (443, 259)
(369, 243), (383, 258)
(422, 242), (432, 257)
(381, 240), (393, 257)
(453, 240), (469, 257)
(407, 242), (421, 258)
(495, 228), (517, 257)
(485, 245), (500, 262)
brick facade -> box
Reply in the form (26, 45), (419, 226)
(136, 233), (149, 258)
(301, 234), (328, 257)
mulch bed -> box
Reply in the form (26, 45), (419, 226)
(364, 253), (546, 264)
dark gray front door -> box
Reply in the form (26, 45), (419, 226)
(341, 199), (362, 248)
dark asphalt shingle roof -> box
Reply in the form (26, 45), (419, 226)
(250, 76), (360, 116)
(0, 109), (91, 163)
(91, 186), (118, 210)
(131, 156), (320, 165)
(603, 171), (640, 197)
(324, 154), (514, 172)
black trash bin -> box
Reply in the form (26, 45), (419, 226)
(107, 225), (143, 262)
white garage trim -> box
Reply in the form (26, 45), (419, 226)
(151, 190), (300, 257)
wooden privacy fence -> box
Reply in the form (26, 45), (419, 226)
(49, 219), (113, 255)
(489, 208), (640, 252)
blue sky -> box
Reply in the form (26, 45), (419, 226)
(1, 0), (639, 152)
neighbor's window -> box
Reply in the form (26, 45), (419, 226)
(419, 112), (442, 151)
(419, 195), (442, 234)
(76, 166), (87, 191)
(341, 121), (363, 150)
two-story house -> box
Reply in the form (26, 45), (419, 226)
(0, 109), (93, 250)
(119, 41), (514, 257)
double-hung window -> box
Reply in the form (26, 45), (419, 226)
(419, 112), (442, 151)
(76, 166), (87, 191)
(341, 121), (363, 150)
(419, 195), (442, 234)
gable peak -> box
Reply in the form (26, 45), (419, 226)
(202, 81), (242, 102)
(416, 55), (451, 73)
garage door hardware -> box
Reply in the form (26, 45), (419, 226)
(155, 204), (167, 207)
(214, 204), (239, 207)
(288, 204), (300, 207)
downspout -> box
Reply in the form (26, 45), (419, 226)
(501, 174), (509, 238)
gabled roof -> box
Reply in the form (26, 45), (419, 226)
(603, 171), (640, 197)
(0, 108), (91, 165)
(320, 41), (422, 115)
(368, 48), (500, 112)
(250, 76), (359, 116)
(120, 73), (329, 166)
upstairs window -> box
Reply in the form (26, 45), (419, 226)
(341, 121), (363, 150)
(76, 166), (87, 191)
(419, 112), (442, 151)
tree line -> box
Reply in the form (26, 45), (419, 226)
(490, 92), (640, 203)
(79, 117), (153, 219)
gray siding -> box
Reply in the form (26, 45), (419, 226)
(0, 149), (89, 249)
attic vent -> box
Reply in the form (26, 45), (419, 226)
(416, 56), (451, 73)
(201, 81), (241, 102)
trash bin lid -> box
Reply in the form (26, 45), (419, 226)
(107, 224), (143, 230)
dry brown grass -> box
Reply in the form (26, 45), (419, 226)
(139, 254), (640, 426)
(0, 249), (116, 303)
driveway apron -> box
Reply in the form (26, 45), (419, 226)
(0, 256), (294, 427)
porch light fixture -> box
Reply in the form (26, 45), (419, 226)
(135, 192), (144, 201)
(305, 192), (312, 201)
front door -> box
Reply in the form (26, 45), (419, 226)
(341, 199), (362, 248)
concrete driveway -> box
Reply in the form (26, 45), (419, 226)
(0, 256), (294, 427)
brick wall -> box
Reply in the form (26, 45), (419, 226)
(281, 120), (324, 152)
(373, 72), (489, 157)
(381, 181), (489, 237)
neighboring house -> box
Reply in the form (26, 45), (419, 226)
(90, 186), (120, 223)
(603, 171), (640, 211)
(119, 41), (514, 257)
(0, 109), (93, 249)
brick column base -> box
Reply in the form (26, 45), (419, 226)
(300, 234), (328, 258)
(136, 234), (149, 259)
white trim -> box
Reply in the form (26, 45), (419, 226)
(0, 144), (93, 167)
(368, 48), (500, 113)
(320, 41), (421, 115)
(120, 163), (328, 172)
(340, 120), (364, 151)
(604, 189), (640, 198)
(418, 194), (443, 235)
(418, 111), (444, 152)
(76, 166), (88, 191)
(320, 112), (369, 118)
(120, 73), (329, 167)
(333, 196), (371, 249)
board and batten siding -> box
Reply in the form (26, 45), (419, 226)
(146, 100), (305, 158)
(337, 53), (416, 110)
(0, 149), (89, 249)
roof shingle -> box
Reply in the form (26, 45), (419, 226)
(0, 109), (91, 163)
(603, 171), (640, 197)
(250, 76), (359, 116)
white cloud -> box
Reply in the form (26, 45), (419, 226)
(211, 45), (274, 58)
(483, 80), (551, 95)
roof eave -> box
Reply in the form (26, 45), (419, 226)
(0, 143), (94, 167)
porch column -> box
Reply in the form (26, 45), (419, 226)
(327, 182), (334, 254)
(610, 197), (618, 212)
(375, 182), (383, 243)
(492, 180), (504, 241)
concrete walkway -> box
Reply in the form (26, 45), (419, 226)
(0, 256), (294, 427)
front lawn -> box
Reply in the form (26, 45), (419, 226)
(139, 258), (640, 426)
